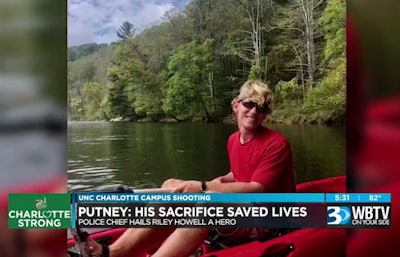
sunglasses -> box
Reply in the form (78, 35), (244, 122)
(240, 100), (269, 114)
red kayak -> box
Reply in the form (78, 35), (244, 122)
(67, 176), (346, 257)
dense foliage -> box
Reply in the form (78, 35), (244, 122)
(68, 0), (345, 125)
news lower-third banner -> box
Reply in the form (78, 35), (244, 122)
(7, 193), (391, 229)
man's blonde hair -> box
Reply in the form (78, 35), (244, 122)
(233, 80), (273, 114)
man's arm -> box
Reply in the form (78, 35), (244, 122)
(201, 172), (264, 192)
(172, 180), (264, 193)
(161, 171), (234, 189)
(210, 172), (235, 183)
(205, 180), (264, 193)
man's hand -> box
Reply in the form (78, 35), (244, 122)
(87, 237), (103, 257)
(172, 180), (202, 193)
(161, 178), (185, 188)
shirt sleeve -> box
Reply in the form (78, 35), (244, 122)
(250, 139), (294, 192)
(226, 133), (236, 160)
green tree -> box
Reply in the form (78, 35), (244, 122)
(163, 40), (216, 120)
(69, 96), (83, 120)
(117, 21), (136, 42)
(106, 40), (138, 118)
(274, 78), (303, 104)
(81, 82), (104, 120)
(318, 0), (345, 61)
(303, 59), (345, 121)
(130, 69), (164, 120)
(106, 79), (132, 118)
(303, 0), (345, 122)
(66, 0), (345, 125)
(164, 8), (192, 49)
(106, 37), (164, 120)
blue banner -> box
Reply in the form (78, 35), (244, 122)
(74, 193), (325, 203)
(325, 193), (391, 203)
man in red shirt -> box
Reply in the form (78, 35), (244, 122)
(89, 80), (295, 257)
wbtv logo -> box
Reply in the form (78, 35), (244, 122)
(327, 205), (391, 227)
(327, 206), (351, 225)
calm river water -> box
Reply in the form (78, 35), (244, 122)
(68, 122), (345, 191)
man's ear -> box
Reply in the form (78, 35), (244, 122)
(232, 101), (239, 115)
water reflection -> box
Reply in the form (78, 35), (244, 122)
(68, 122), (345, 191)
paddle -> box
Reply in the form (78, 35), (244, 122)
(70, 227), (91, 257)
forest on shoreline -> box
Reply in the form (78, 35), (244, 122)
(68, 0), (345, 125)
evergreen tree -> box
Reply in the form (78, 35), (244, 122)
(117, 21), (136, 42)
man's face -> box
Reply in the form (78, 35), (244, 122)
(233, 99), (268, 130)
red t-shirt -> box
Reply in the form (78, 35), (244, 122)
(227, 127), (295, 192)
